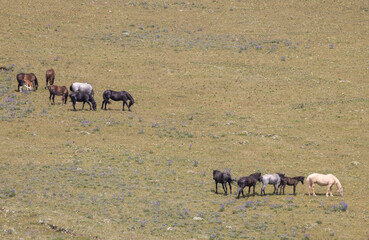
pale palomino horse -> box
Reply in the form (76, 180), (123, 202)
(306, 173), (343, 197)
(260, 173), (285, 196)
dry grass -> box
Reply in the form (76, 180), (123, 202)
(0, 0), (368, 239)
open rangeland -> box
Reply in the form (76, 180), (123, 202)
(0, 0), (368, 239)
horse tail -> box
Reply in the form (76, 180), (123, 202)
(126, 92), (134, 106)
(231, 177), (238, 185)
(34, 76), (38, 90)
(102, 91), (111, 104)
(70, 84), (74, 92)
(306, 175), (312, 192)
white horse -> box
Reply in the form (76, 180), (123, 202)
(70, 82), (94, 97)
(260, 173), (285, 196)
(306, 173), (343, 197)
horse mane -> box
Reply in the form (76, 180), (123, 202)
(332, 175), (342, 189)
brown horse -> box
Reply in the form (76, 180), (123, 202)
(16, 73), (38, 92)
(45, 69), (55, 89)
(279, 176), (304, 195)
(48, 85), (68, 104)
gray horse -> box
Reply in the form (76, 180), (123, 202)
(70, 82), (94, 97)
(260, 173), (285, 196)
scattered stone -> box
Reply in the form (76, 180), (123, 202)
(193, 216), (203, 221)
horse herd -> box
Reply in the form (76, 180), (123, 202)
(213, 171), (343, 198)
(15, 69), (134, 111)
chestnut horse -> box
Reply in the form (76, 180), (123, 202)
(16, 73), (38, 92)
(48, 85), (68, 104)
(45, 69), (55, 89)
(306, 173), (343, 197)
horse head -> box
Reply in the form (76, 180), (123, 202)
(338, 187), (343, 196)
(92, 101), (97, 111)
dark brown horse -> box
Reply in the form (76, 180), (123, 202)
(213, 170), (234, 195)
(48, 85), (68, 104)
(279, 176), (304, 195)
(16, 73), (38, 92)
(237, 172), (261, 198)
(45, 69), (55, 89)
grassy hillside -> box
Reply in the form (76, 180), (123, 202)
(0, 0), (368, 239)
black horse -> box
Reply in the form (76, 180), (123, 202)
(70, 92), (96, 111)
(237, 172), (262, 198)
(101, 90), (134, 111)
(213, 170), (234, 195)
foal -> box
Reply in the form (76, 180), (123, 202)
(213, 170), (233, 195)
(279, 176), (304, 195)
(237, 172), (261, 198)
(48, 85), (68, 104)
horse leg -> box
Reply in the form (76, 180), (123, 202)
(73, 102), (77, 111)
(248, 186), (251, 196)
(229, 182), (232, 194)
(86, 101), (92, 110)
(293, 184), (296, 195)
(122, 100), (126, 111)
(237, 188), (242, 198)
(253, 185), (256, 195)
(215, 182), (218, 194)
(101, 100), (105, 110)
(82, 102), (85, 110)
(312, 183), (316, 197)
(52, 94), (55, 105)
(223, 183), (227, 195)
(307, 181), (311, 196)
(49, 92), (52, 104)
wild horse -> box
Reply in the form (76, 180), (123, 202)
(101, 90), (134, 111)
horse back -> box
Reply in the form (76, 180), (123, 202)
(46, 68), (55, 77)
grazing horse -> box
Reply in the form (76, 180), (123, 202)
(213, 170), (234, 195)
(16, 73), (38, 92)
(306, 173), (343, 197)
(260, 173), (285, 196)
(45, 69), (55, 89)
(69, 92), (97, 111)
(101, 90), (134, 111)
(48, 85), (68, 104)
(237, 172), (261, 198)
(70, 82), (94, 97)
(279, 176), (304, 195)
